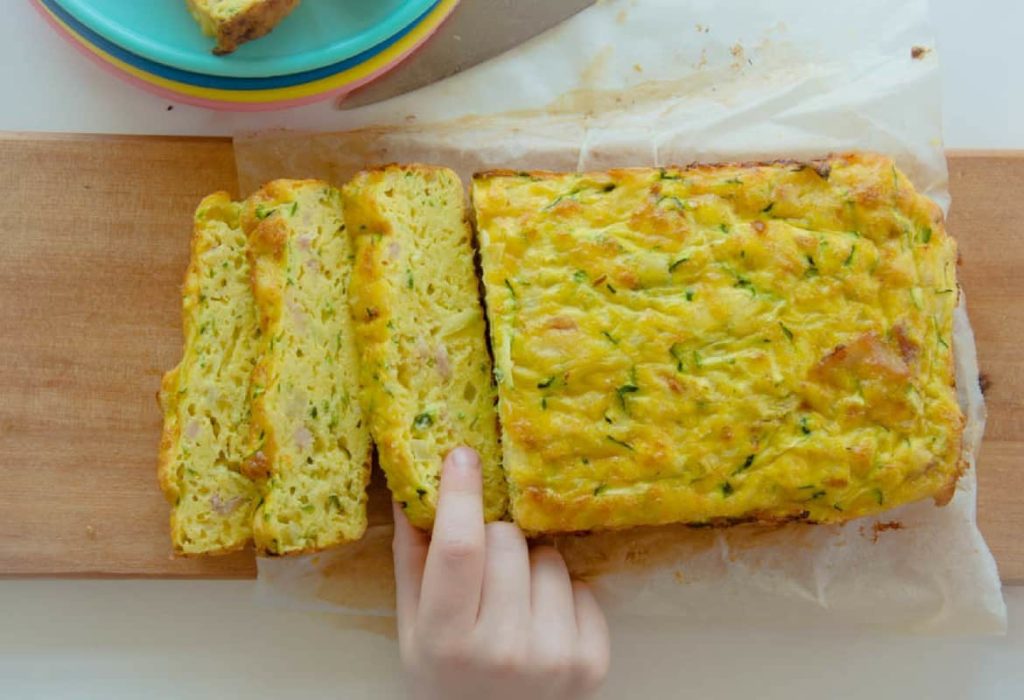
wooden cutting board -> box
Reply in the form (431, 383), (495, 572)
(0, 134), (1020, 582)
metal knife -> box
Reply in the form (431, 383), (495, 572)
(337, 0), (595, 109)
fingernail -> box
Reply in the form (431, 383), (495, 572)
(445, 446), (480, 475)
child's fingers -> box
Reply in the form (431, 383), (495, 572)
(571, 580), (611, 692)
(529, 546), (578, 652)
(392, 501), (428, 638)
(476, 521), (531, 631)
(419, 447), (487, 632)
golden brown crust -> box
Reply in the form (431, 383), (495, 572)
(213, 0), (302, 55)
(247, 216), (289, 261)
(475, 152), (880, 184)
(156, 200), (215, 510)
(475, 152), (965, 534)
(155, 368), (180, 504)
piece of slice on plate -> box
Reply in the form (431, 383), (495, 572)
(158, 192), (261, 555)
(185, 0), (301, 55)
(242, 180), (371, 555)
(472, 153), (963, 534)
(343, 165), (506, 529)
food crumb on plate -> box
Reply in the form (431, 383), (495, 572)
(868, 521), (905, 543)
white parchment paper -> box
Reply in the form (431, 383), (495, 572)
(242, 0), (1007, 634)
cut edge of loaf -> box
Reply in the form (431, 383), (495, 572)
(157, 191), (261, 556)
(241, 179), (372, 555)
(343, 163), (507, 529)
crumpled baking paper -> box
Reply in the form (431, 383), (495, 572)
(241, 0), (1007, 634)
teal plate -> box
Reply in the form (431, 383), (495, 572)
(52, 0), (437, 78)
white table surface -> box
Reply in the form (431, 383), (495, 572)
(2, 1), (1023, 698)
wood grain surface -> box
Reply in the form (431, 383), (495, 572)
(949, 152), (1024, 584)
(0, 135), (1019, 582)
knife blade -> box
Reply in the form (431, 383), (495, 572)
(336, 0), (595, 110)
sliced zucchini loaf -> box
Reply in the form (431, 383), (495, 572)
(185, 0), (301, 55)
(158, 192), (261, 555)
(343, 165), (506, 529)
(242, 180), (371, 555)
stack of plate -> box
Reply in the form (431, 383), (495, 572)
(32, 0), (459, 111)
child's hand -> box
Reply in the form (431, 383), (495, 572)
(393, 447), (610, 700)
